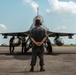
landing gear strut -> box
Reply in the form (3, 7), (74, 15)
(25, 41), (32, 53)
(46, 38), (52, 54)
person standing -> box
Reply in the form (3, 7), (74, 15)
(21, 36), (26, 54)
(9, 36), (15, 54)
(30, 19), (47, 72)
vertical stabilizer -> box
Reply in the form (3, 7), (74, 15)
(37, 7), (39, 16)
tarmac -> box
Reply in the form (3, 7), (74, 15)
(0, 46), (76, 75)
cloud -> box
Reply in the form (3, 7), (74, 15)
(46, 9), (50, 13)
(23, 0), (39, 13)
(46, 0), (76, 14)
(0, 24), (7, 30)
(54, 25), (67, 31)
(57, 25), (67, 30)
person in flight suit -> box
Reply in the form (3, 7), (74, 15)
(21, 36), (26, 54)
(9, 36), (15, 54)
(30, 19), (47, 72)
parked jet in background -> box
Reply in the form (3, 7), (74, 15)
(0, 8), (75, 54)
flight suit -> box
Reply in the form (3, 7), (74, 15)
(30, 26), (47, 66)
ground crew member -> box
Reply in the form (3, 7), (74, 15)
(9, 36), (15, 54)
(21, 36), (26, 54)
(30, 19), (47, 72)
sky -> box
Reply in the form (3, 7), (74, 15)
(0, 0), (76, 45)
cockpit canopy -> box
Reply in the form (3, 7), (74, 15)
(33, 15), (44, 23)
(30, 15), (48, 31)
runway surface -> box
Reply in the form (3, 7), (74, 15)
(0, 46), (76, 75)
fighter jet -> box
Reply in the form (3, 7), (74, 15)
(0, 8), (75, 54)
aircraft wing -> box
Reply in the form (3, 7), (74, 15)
(0, 31), (30, 38)
(47, 31), (75, 38)
(0, 30), (75, 39)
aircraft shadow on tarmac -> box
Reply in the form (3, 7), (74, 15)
(0, 51), (76, 61)
(0, 52), (32, 60)
(0, 51), (76, 55)
(0, 51), (76, 56)
(45, 53), (76, 56)
(0, 51), (32, 55)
